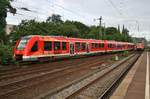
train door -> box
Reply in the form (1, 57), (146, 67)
(70, 43), (74, 54)
(86, 43), (90, 53)
(104, 40), (107, 52)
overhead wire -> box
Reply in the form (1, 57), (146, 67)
(45, 0), (90, 21)
(105, 0), (137, 33)
(15, 0), (88, 20)
(106, 0), (124, 17)
(11, 0), (53, 18)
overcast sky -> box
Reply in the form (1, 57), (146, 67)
(6, 0), (150, 40)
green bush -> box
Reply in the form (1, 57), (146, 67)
(0, 43), (15, 65)
(122, 51), (129, 56)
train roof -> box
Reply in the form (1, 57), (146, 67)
(22, 35), (134, 45)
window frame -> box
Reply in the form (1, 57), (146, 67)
(95, 43), (99, 48)
(54, 41), (61, 50)
(92, 43), (95, 48)
(44, 41), (52, 51)
(81, 43), (86, 50)
(62, 42), (67, 50)
(75, 42), (81, 51)
(99, 43), (104, 48)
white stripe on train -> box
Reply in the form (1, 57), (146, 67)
(22, 49), (131, 61)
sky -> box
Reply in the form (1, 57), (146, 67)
(6, 0), (150, 40)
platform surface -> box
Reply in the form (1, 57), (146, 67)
(110, 52), (149, 99)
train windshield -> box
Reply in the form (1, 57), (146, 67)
(17, 37), (30, 50)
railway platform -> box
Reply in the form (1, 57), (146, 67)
(110, 51), (149, 99)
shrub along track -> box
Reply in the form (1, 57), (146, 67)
(0, 52), (134, 99)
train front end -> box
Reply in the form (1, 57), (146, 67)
(14, 36), (31, 61)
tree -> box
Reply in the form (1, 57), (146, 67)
(71, 21), (90, 38)
(122, 28), (129, 36)
(62, 21), (79, 37)
(10, 19), (49, 44)
(9, 14), (133, 44)
(105, 27), (118, 35)
(117, 25), (121, 34)
(104, 27), (130, 41)
(88, 26), (99, 39)
(0, 0), (16, 44)
(46, 14), (63, 24)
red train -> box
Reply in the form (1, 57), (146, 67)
(136, 43), (145, 51)
(14, 35), (135, 61)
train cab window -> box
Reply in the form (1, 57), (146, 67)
(31, 41), (38, 52)
(17, 36), (31, 50)
(62, 42), (67, 50)
(75, 42), (81, 51)
(81, 43), (86, 50)
(44, 41), (52, 51)
(54, 42), (60, 50)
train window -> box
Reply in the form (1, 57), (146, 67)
(75, 42), (81, 51)
(110, 44), (112, 48)
(82, 43), (86, 50)
(54, 42), (60, 50)
(100, 43), (104, 48)
(108, 44), (110, 48)
(108, 44), (113, 48)
(44, 41), (52, 51)
(113, 44), (116, 48)
(124, 45), (126, 48)
(117, 45), (118, 48)
(62, 42), (67, 50)
(17, 37), (30, 50)
(92, 43), (95, 48)
(117, 45), (121, 48)
(99, 43), (101, 48)
(31, 41), (38, 52)
(111, 44), (114, 48)
(95, 43), (99, 48)
(117, 45), (119, 48)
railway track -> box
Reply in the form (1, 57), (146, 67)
(0, 52), (137, 99)
(0, 51), (133, 75)
(41, 53), (140, 99)
(0, 53), (120, 99)
(0, 53), (117, 76)
(0, 54), (116, 85)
